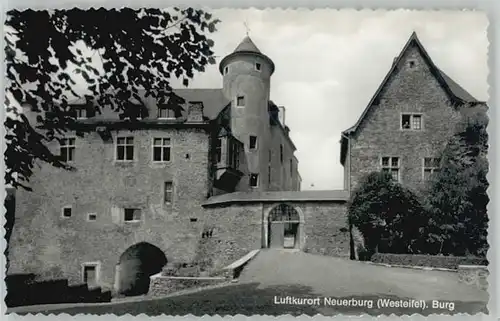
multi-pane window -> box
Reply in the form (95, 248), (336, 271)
(228, 140), (240, 169)
(116, 137), (134, 161)
(124, 208), (141, 222)
(423, 157), (440, 180)
(249, 135), (258, 150)
(250, 173), (259, 188)
(153, 138), (171, 162)
(158, 106), (176, 119)
(215, 138), (222, 163)
(401, 114), (422, 130)
(164, 181), (173, 204)
(381, 156), (400, 181)
(236, 96), (245, 107)
(60, 138), (76, 162)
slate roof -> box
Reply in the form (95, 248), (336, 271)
(172, 88), (229, 120)
(233, 36), (262, 54)
(202, 190), (350, 206)
(340, 32), (485, 165)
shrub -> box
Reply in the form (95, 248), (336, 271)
(348, 172), (427, 254)
(371, 253), (488, 269)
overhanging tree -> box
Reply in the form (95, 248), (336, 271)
(5, 8), (220, 190)
(424, 104), (489, 256)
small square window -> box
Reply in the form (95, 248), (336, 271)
(408, 60), (416, 68)
(62, 207), (72, 218)
(190, 218), (198, 222)
(250, 173), (259, 188)
(249, 135), (258, 150)
(124, 208), (141, 222)
(236, 96), (245, 107)
(87, 213), (97, 221)
(255, 63), (261, 71)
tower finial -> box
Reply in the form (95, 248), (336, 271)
(243, 20), (250, 37)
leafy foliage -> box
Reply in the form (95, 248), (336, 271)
(5, 8), (220, 190)
(347, 172), (427, 256)
(424, 104), (489, 256)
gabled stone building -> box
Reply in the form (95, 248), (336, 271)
(340, 32), (486, 194)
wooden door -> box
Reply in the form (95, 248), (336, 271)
(269, 222), (284, 248)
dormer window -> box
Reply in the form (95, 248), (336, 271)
(236, 96), (245, 107)
(158, 106), (176, 119)
(255, 63), (261, 71)
(75, 107), (87, 119)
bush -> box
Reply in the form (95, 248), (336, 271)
(371, 253), (488, 269)
(348, 172), (427, 254)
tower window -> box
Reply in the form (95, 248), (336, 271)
(255, 63), (261, 71)
(249, 135), (258, 150)
(224, 66), (229, 74)
(250, 173), (259, 188)
(236, 96), (245, 107)
(280, 144), (284, 164)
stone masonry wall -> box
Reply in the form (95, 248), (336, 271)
(349, 43), (463, 193)
(9, 127), (211, 290)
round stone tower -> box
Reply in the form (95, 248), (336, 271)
(219, 36), (275, 191)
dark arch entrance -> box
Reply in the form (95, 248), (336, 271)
(268, 204), (300, 249)
(116, 242), (167, 296)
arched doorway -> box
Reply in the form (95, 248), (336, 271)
(268, 204), (301, 249)
(116, 242), (167, 296)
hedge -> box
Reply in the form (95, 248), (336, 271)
(371, 253), (488, 269)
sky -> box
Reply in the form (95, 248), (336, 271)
(172, 9), (489, 190)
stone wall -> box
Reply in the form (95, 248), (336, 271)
(349, 43), (463, 193)
(457, 265), (489, 291)
(9, 126), (212, 290)
(149, 275), (229, 297)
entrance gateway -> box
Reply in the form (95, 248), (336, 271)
(268, 204), (300, 249)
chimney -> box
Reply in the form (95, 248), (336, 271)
(187, 102), (204, 122)
(278, 106), (286, 125)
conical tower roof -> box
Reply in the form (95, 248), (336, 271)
(233, 36), (262, 54)
(219, 35), (275, 75)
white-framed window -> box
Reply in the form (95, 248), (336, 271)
(236, 96), (245, 107)
(249, 135), (258, 150)
(124, 208), (141, 222)
(381, 156), (400, 182)
(60, 138), (76, 162)
(158, 106), (176, 119)
(116, 137), (134, 161)
(75, 107), (87, 119)
(87, 213), (97, 221)
(255, 62), (262, 71)
(164, 181), (173, 204)
(401, 114), (422, 130)
(61, 206), (72, 218)
(215, 138), (222, 163)
(82, 262), (100, 285)
(152, 138), (171, 162)
(250, 173), (259, 188)
(423, 157), (440, 181)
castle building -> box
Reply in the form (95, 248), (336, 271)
(7, 32), (484, 296)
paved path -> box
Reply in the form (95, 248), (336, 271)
(238, 249), (488, 302)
